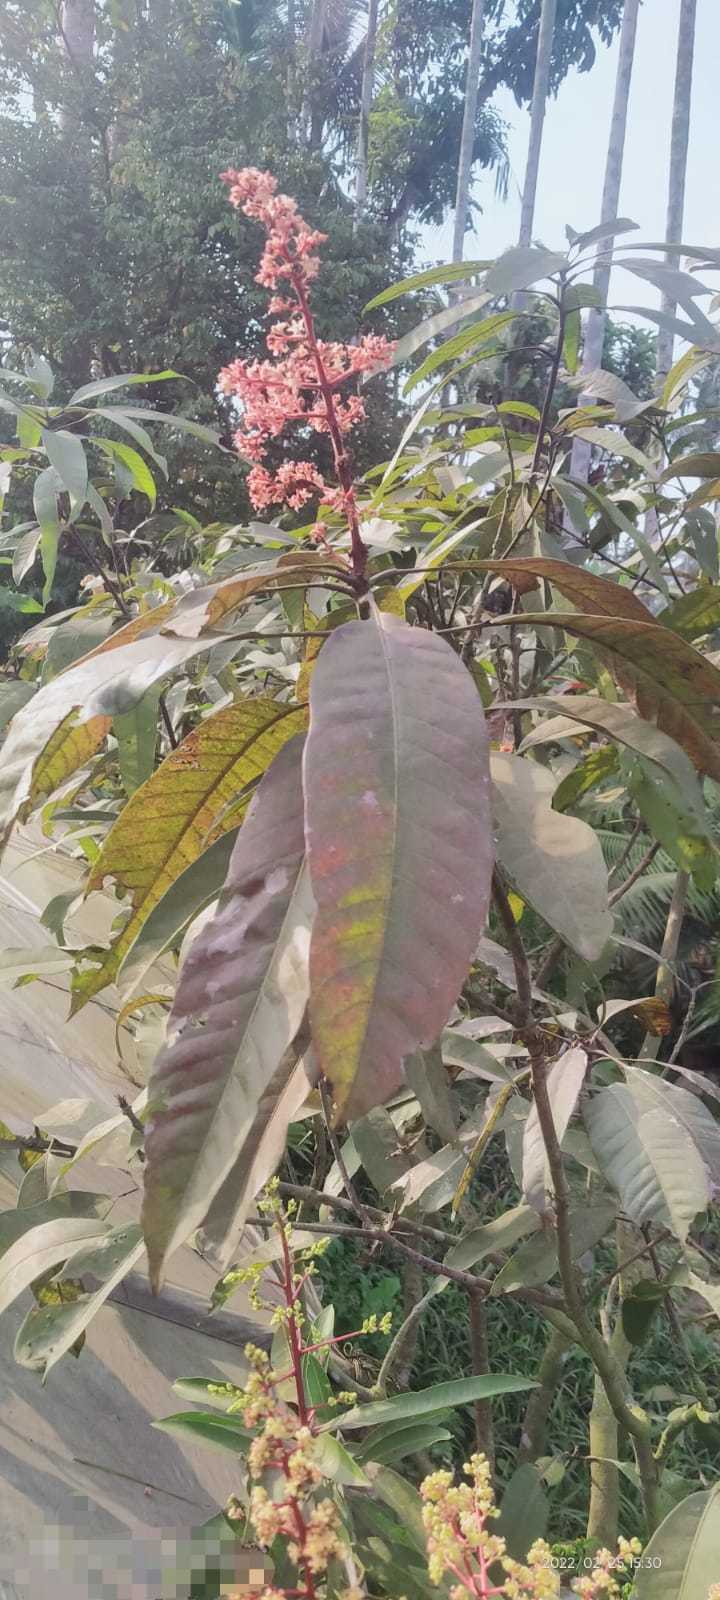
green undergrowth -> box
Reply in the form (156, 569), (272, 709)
(309, 1141), (720, 1545)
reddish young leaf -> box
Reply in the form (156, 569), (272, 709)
(142, 735), (314, 1287)
(303, 610), (493, 1120)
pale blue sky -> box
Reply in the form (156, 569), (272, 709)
(424, 0), (719, 302)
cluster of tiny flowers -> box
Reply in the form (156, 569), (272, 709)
(420, 1457), (646, 1600)
(570, 1539), (642, 1600)
(218, 167), (394, 519)
(227, 1343), (349, 1598)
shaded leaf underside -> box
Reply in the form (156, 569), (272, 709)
(142, 735), (314, 1285)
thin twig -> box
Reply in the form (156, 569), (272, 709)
(276, 1181), (452, 1245)
(158, 693), (179, 750)
(318, 1079), (376, 1231)
(608, 817), (644, 885)
(608, 840), (661, 907)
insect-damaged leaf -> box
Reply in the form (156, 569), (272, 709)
(142, 736), (315, 1287)
(72, 698), (306, 1009)
(303, 610), (493, 1120)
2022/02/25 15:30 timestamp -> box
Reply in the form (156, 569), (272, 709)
(548, 1554), (663, 1571)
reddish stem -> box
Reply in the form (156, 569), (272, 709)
(278, 1216), (310, 1428)
(286, 258), (368, 587)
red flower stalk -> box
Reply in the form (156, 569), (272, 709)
(219, 167), (395, 584)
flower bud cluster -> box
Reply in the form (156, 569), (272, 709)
(420, 1455), (644, 1600)
(219, 167), (394, 534)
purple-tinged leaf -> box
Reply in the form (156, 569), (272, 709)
(142, 735), (314, 1287)
(303, 610), (493, 1120)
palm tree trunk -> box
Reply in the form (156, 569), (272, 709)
(517, 0), (557, 251)
(287, 0), (298, 144)
(452, 0), (486, 263)
(568, 0), (640, 490)
(304, 0), (328, 148)
(656, 0), (698, 381)
(58, 0), (95, 131)
(355, 0), (381, 226)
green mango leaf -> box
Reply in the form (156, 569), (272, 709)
(172, 1377), (244, 1412)
(496, 1464), (549, 1560)
(615, 305), (720, 354)
(304, 609), (493, 1120)
(0, 679), (36, 733)
(443, 1205), (540, 1277)
(491, 753), (612, 961)
(392, 291), (491, 366)
(142, 736), (314, 1286)
(567, 365), (652, 422)
(101, 405), (223, 448)
(518, 694), (707, 828)
(41, 428), (88, 512)
(569, 218), (639, 251)
(313, 1433), (370, 1486)
(562, 309), (581, 374)
(0, 1193), (108, 1256)
(553, 745), (619, 810)
(69, 369), (181, 404)
(322, 1372), (535, 1432)
(117, 827), (239, 995)
(627, 760), (717, 888)
(621, 1280), (669, 1347)
(113, 689), (160, 797)
(522, 1047), (588, 1214)
(368, 1464), (430, 1553)
(626, 1070), (720, 1188)
(584, 1086), (709, 1241)
(491, 1203), (616, 1295)
(94, 408), (168, 476)
(658, 583), (720, 640)
(364, 260), (492, 311)
(483, 245), (567, 295)
(14, 1223), (144, 1376)
(405, 311), (516, 393)
(153, 1411), (253, 1454)
(93, 437), (157, 504)
(356, 1418), (452, 1465)
(0, 1216), (110, 1317)
(32, 465), (62, 604)
(633, 1483), (720, 1599)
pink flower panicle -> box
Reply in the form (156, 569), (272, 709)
(219, 167), (395, 568)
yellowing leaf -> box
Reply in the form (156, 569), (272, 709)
(71, 698), (306, 1009)
(502, 611), (720, 782)
(304, 609), (493, 1119)
(23, 711), (110, 816)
